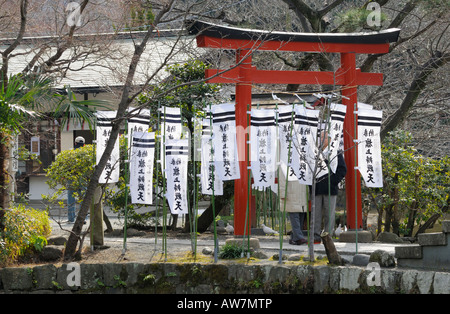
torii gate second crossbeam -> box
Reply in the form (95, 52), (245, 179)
(187, 20), (400, 236)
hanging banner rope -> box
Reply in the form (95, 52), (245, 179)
(165, 139), (189, 214)
(250, 108), (277, 189)
(129, 132), (155, 204)
(200, 119), (223, 195)
(95, 110), (120, 183)
(293, 105), (320, 185)
(211, 103), (240, 181)
(358, 108), (383, 188)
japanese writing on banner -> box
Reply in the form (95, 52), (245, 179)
(165, 139), (189, 214)
(278, 105), (299, 182)
(200, 119), (223, 195)
(96, 111), (119, 183)
(358, 108), (383, 188)
(250, 109), (277, 189)
(294, 106), (320, 185)
(129, 132), (155, 204)
(211, 103), (240, 181)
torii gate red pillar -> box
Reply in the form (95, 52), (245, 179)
(187, 20), (400, 235)
(341, 53), (363, 230)
(234, 49), (253, 236)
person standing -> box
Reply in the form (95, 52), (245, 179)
(312, 144), (347, 244)
(279, 168), (308, 245)
(67, 136), (85, 223)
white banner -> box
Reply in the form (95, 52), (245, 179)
(165, 139), (189, 214)
(96, 111), (119, 183)
(293, 106), (320, 185)
(278, 105), (299, 181)
(211, 103), (240, 181)
(200, 119), (223, 195)
(327, 103), (347, 173)
(250, 109), (277, 188)
(129, 132), (155, 204)
(358, 108), (383, 188)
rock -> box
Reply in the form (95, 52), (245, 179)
(376, 232), (404, 243)
(225, 238), (260, 250)
(288, 253), (303, 261)
(369, 249), (396, 267)
(202, 247), (213, 255)
(352, 254), (370, 266)
(272, 253), (288, 261)
(252, 251), (269, 259)
(126, 228), (146, 237)
(39, 245), (63, 262)
(47, 236), (67, 246)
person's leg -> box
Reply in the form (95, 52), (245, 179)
(323, 195), (337, 235)
(313, 195), (323, 242)
(289, 212), (306, 242)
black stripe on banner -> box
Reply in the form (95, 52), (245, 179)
(331, 116), (345, 122)
(213, 117), (235, 123)
(166, 151), (188, 155)
(278, 118), (294, 123)
(213, 111), (235, 117)
(278, 111), (294, 117)
(162, 112), (181, 118)
(295, 114), (319, 122)
(162, 118), (181, 124)
(251, 115), (275, 121)
(358, 122), (381, 127)
(133, 143), (155, 148)
(97, 123), (112, 127)
(166, 145), (188, 150)
(133, 138), (155, 143)
(97, 118), (115, 122)
(358, 115), (382, 122)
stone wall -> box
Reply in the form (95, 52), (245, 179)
(0, 263), (449, 294)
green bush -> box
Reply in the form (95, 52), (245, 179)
(0, 204), (51, 266)
(218, 243), (247, 259)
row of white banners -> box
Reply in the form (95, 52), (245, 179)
(95, 103), (383, 214)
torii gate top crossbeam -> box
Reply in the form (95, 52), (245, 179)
(187, 20), (400, 54)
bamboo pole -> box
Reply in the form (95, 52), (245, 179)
(122, 120), (131, 254)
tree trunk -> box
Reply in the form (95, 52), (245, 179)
(64, 2), (175, 259)
(414, 213), (441, 238)
(91, 186), (104, 247)
(321, 231), (343, 265)
(0, 131), (10, 237)
(195, 196), (228, 233)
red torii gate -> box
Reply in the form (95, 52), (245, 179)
(187, 20), (400, 236)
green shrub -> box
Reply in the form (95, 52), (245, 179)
(0, 204), (51, 266)
(218, 243), (247, 259)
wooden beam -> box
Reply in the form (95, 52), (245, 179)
(205, 68), (384, 86)
(197, 35), (392, 54)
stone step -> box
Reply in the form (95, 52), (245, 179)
(418, 232), (447, 246)
(442, 220), (450, 234)
(395, 245), (422, 259)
